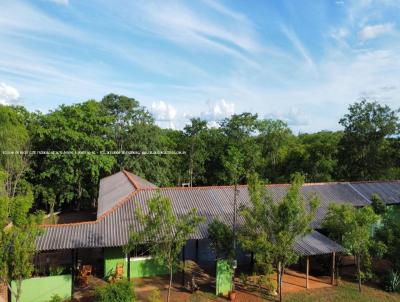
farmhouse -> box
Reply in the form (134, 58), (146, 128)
(18, 171), (400, 301)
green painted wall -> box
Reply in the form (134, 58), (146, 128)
(104, 247), (168, 278)
(11, 274), (72, 302)
(216, 260), (233, 296)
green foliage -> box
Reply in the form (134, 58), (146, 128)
(148, 288), (162, 302)
(0, 170), (43, 302)
(382, 270), (400, 292)
(323, 203), (378, 290)
(371, 193), (386, 215)
(29, 100), (116, 209)
(374, 207), (400, 271)
(49, 266), (65, 276)
(0, 105), (30, 198)
(240, 173), (319, 299)
(47, 294), (64, 302)
(338, 100), (400, 180)
(94, 280), (135, 302)
(125, 193), (204, 302)
(207, 219), (234, 260)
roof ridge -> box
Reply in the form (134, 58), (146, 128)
(123, 170), (142, 189)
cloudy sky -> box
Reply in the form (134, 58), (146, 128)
(0, 0), (399, 132)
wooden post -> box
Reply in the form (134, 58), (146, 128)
(306, 256), (309, 289)
(71, 249), (76, 298)
(331, 252), (335, 286)
(195, 239), (199, 262)
(127, 252), (131, 281)
(182, 244), (186, 286)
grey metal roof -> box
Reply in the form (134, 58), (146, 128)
(350, 181), (400, 205)
(125, 171), (158, 190)
(97, 171), (136, 217)
(37, 174), (400, 255)
(294, 230), (345, 256)
(97, 171), (157, 217)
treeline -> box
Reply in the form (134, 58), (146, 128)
(0, 94), (399, 211)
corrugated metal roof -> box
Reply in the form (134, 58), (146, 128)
(37, 174), (400, 255)
(97, 171), (136, 217)
(96, 171), (157, 217)
(294, 230), (345, 256)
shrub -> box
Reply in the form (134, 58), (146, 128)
(382, 270), (400, 292)
(49, 265), (65, 276)
(47, 295), (64, 302)
(95, 280), (135, 302)
(148, 289), (162, 302)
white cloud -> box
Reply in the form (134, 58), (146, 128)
(151, 101), (177, 129)
(359, 23), (394, 40)
(266, 108), (310, 127)
(281, 25), (316, 71)
(0, 83), (20, 105)
(48, 0), (69, 5)
(200, 99), (235, 122)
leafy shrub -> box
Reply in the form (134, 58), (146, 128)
(49, 265), (65, 276)
(239, 273), (248, 286)
(47, 295), (64, 302)
(95, 280), (135, 302)
(148, 289), (162, 302)
(382, 270), (400, 292)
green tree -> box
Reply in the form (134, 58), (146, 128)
(101, 94), (178, 186)
(183, 118), (208, 186)
(299, 131), (341, 182)
(30, 100), (115, 209)
(220, 113), (262, 176)
(0, 105), (30, 198)
(370, 193), (386, 215)
(323, 203), (378, 292)
(207, 219), (234, 260)
(374, 207), (400, 271)
(240, 173), (319, 302)
(0, 170), (43, 302)
(125, 193), (203, 302)
(338, 100), (399, 180)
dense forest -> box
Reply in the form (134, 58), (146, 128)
(0, 94), (399, 212)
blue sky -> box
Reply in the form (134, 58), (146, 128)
(0, 0), (399, 132)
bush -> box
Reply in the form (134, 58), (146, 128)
(95, 280), (135, 302)
(382, 270), (400, 292)
(49, 265), (65, 276)
(148, 289), (162, 302)
(47, 295), (64, 302)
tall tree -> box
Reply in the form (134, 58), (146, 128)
(183, 118), (208, 186)
(0, 170), (44, 302)
(30, 100), (115, 209)
(240, 173), (319, 302)
(338, 100), (399, 180)
(101, 94), (178, 186)
(323, 204), (378, 292)
(0, 105), (30, 198)
(299, 131), (342, 182)
(125, 193), (203, 302)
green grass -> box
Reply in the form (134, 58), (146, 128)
(285, 281), (400, 302)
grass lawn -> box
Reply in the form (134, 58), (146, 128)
(285, 281), (400, 302)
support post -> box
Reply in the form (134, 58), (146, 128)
(195, 239), (199, 262)
(182, 244), (186, 286)
(71, 249), (76, 298)
(331, 252), (335, 286)
(127, 252), (131, 281)
(306, 256), (309, 289)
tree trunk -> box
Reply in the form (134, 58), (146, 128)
(280, 267), (284, 302)
(16, 280), (22, 302)
(357, 254), (361, 292)
(167, 265), (173, 302)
